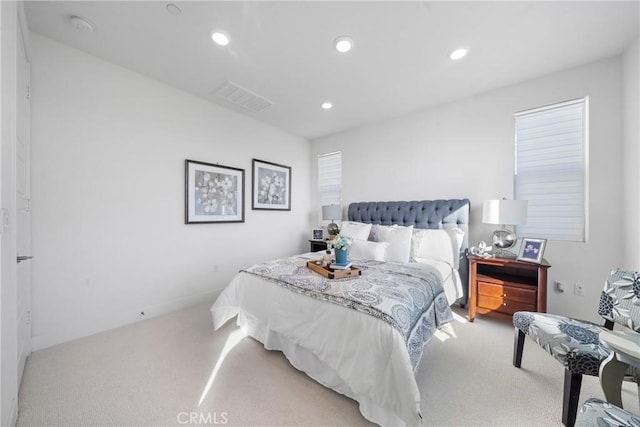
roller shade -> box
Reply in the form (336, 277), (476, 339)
(318, 151), (342, 209)
(514, 98), (588, 242)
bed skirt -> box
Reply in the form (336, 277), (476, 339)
(219, 308), (415, 426)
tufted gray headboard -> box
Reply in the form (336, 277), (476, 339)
(348, 199), (471, 306)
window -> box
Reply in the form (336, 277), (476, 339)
(514, 98), (588, 242)
(318, 151), (342, 214)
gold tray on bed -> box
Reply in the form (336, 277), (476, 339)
(306, 261), (362, 279)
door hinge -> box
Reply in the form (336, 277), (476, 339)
(26, 311), (31, 326)
(26, 198), (31, 212)
(25, 84), (31, 100)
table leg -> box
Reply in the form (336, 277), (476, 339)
(599, 351), (629, 408)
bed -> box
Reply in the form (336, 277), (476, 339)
(211, 199), (470, 425)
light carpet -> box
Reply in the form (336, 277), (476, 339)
(17, 302), (639, 426)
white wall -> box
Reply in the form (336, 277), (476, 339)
(30, 35), (310, 350)
(623, 37), (640, 270)
(311, 57), (628, 322)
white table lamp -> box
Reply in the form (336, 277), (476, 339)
(322, 204), (341, 238)
(482, 199), (528, 254)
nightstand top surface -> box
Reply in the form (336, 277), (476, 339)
(468, 254), (551, 268)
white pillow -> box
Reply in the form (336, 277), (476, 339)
(349, 240), (390, 261)
(339, 221), (372, 241)
(369, 224), (397, 242)
(411, 228), (465, 268)
(376, 224), (414, 263)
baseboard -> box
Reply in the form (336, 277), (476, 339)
(31, 289), (222, 352)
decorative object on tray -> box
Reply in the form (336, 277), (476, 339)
(185, 159), (245, 224)
(322, 250), (332, 267)
(516, 237), (546, 263)
(251, 159), (291, 211)
(331, 233), (351, 265)
(322, 204), (342, 238)
(306, 260), (361, 279)
(469, 241), (493, 258)
(482, 198), (527, 257)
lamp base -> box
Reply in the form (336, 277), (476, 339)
(327, 222), (339, 238)
(491, 248), (518, 259)
(491, 228), (517, 250)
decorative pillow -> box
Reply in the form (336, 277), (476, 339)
(339, 221), (373, 241)
(369, 224), (397, 242)
(376, 224), (414, 263)
(411, 228), (465, 268)
(349, 240), (390, 261)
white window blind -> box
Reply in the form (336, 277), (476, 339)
(318, 151), (342, 209)
(514, 98), (588, 242)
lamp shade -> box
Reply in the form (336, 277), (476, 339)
(482, 199), (528, 225)
(322, 204), (342, 221)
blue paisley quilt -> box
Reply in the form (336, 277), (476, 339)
(243, 254), (454, 368)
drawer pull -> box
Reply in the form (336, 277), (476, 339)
(503, 293), (507, 297)
(503, 303), (507, 306)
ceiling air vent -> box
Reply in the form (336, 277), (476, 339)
(214, 81), (273, 112)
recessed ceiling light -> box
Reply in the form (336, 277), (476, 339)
(166, 4), (182, 16)
(334, 36), (353, 53)
(450, 48), (468, 60)
(69, 16), (94, 32)
(211, 31), (230, 46)
(322, 102), (333, 110)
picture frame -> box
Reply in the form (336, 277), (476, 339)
(185, 159), (245, 224)
(312, 228), (324, 241)
(517, 237), (547, 263)
(252, 159), (291, 211)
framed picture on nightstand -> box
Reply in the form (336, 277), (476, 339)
(312, 228), (324, 240)
(517, 238), (547, 263)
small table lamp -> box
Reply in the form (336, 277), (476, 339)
(482, 199), (528, 256)
(322, 204), (341, 239)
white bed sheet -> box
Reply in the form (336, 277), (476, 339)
(210, 260), (459, 426)
(411, 258), (464, 306)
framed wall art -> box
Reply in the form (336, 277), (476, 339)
(517, 237), (547, 263)
(252, 159), (291, 211)
(185, 159), (245, 224)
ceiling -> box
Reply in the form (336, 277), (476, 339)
(24, 1), (639, 140)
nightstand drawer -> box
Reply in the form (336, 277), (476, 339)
(477, 295), (536, 315)
(478, 281), (536, 305)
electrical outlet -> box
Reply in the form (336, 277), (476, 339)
(554, 281), (565, 293)
(574, 283), (584, 296)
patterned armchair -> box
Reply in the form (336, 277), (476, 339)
(512, 268), (640, 427)
(575, 398), (640, 427)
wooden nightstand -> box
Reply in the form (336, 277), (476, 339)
(309, 239), (329, 252)
(468, 255), (551, 322)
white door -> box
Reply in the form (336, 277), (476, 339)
(15, 5), (31, 382)
(0, 2), (19, 425)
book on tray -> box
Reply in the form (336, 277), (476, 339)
(329, 262), (352, 270)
